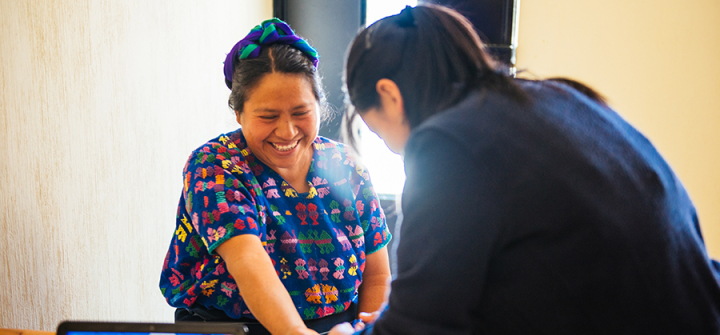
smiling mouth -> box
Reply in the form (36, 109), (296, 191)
(271, 140), (300, 152)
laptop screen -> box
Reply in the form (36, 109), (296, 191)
(57, 322), (247, 335)
(66, 332), (233, 335)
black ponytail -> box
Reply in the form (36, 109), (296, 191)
(343, 4), (526, 150)
(343, 4), (609, 151)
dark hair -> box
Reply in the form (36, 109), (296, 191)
(343, 5), (606, 150)
(546, 77), (608, 107)
(343, 4), (527, 149)
(228, 44), (327, 116)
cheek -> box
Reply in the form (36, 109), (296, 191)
(243, 121), (272, 143)
(301, 115), (320, 135)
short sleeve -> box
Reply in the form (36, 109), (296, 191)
(351, 162), (391, 255)
(183, 144), (262, 254)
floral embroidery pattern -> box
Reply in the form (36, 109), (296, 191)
(160, 130), (391, 320)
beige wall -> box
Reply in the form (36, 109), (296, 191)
(516, 0), (720, 258)
(0, 0), (271, 330)
(3, 0), (718, 330)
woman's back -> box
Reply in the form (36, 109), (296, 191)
(384, 80), (720, 334)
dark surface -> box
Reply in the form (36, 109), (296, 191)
(363, 81), (720, 334)
(175, 303), (356, 334)
(420, 0), (518, 65)
(277, 0), (365, 141)
(420, 0), (514, 44)
(56, 321), (247, 335)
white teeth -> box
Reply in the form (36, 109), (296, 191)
(272, 141), (299, 151)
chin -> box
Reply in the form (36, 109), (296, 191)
(386, 143), (401, 155)
(269, 145), (313, 170)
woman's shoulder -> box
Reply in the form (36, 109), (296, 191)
(183, 128), (250, 173)
(312, 135), (345, 152)
(312, 136), (361, 168)
(190, 128), (247, 154)
(311, 136), (373, 188)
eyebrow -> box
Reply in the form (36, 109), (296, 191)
(251, 104), (312, 113)
(251, 108), (279, 113)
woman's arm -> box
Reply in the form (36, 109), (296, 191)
(357, 246), (391, 314)
(216, 235), (318, 335)
(346, 130), (499, 335)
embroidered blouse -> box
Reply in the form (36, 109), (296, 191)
(160, 128), (391, 320)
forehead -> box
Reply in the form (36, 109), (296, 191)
(245, 72), (317, 110)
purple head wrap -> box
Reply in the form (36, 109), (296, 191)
(223, 18), (319, 89)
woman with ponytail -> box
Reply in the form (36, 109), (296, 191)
(160, 19), (392, 335)
(332, 4), (720, 334)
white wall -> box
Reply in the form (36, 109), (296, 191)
(0, 0), (271, 330)
(516, 0), (720, 258)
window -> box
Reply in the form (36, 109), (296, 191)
(360, 0), (417, 197)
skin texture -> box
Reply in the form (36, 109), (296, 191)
(330, 79), (409, 335)
(222, 72), (321, 335)
(358, 79), (411, 155)
(357, 246), (392, 314)
(237, 72), (319, 192)
(219, 72), (391, 334)
(348, 79), (396, 317)
(216, 235), (318, 335)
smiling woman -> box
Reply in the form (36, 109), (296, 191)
(159, 19), (392, 335)
(237, 72), (319, 192)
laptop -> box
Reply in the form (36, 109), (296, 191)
(56, 321), (248, 335)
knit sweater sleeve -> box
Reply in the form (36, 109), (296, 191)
(363, 128), (506, 335)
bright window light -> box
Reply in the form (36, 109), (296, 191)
(360, 0), (417, 196)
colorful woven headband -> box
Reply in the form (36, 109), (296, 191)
(223, 18), (319, 89)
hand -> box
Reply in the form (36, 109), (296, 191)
(331, 276), (389, 335)
(358, 311), (381, 324)
(333, 283), (387, 335)
(328, 321), (366, 335)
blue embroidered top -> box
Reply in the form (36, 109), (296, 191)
(160, 129), (391, 320)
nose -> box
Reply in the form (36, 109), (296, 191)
(275, 115), (299, 140)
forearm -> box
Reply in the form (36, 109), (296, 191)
(357, 247), (391, 314)
(357, 277), (389, 314)
(234, 256), (308, 334)
(217, 235), (316, 335)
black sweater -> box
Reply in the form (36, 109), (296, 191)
(363, 80), (720, 334)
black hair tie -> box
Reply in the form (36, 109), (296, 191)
(397, 5), (415, 27)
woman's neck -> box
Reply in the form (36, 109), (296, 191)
(274, 158), (312, 194)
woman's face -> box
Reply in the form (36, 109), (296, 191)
(359, 79), (411, 154)
(238, 72), (319, 175)
(361, 106), (410, 155)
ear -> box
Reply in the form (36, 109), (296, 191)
(235, 111), (243, 126)
(376, 79), (405, 121)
